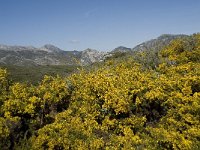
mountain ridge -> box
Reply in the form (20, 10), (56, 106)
(132, 34), (188, 52)
(0, 34), (189, 66)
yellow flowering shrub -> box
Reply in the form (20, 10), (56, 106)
(0, 33), (199, 149)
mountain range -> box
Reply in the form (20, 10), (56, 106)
(0, 34), (188, 66)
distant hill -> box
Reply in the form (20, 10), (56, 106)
(0, 44), (106, 66)
(132, 34), (188, 52)
(0, 34), (189, 67)
(103, 34), (190, 69)
(111, 46), (131, 53)
(0, 33), (196, 84)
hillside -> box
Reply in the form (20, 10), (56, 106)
(0, 34), (188, 84)
(0, 44), (106, 66)
(132, 34), (188, 52)
(0, 45), (106, 83)
(0, 34), (188, 67)
(0, 33), (199, 149)
(105, 34), (189, 69)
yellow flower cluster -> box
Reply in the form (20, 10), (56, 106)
(0, 33), (199, 149)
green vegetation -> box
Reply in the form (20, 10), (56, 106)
(0, 34), (199, 149)
(0, 65), (78, 85)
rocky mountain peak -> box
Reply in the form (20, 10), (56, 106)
(112, 46), (131, 53)
(82, 48), (98, 53)
(41, 44), (63, 53)
(81, 48), (107, 65)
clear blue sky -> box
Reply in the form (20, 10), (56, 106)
(0, 0), (199, 51)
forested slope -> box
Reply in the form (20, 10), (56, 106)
(0, 34), (200, 149)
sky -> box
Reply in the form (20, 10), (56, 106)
(0, 0), (200, 51)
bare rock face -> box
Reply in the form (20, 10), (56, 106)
(40, 44), (63, 53)
(80, 48), (107, 65)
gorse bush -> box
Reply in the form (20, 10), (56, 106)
(0, 34), (200, 149)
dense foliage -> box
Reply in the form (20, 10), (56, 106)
(0, 65), (78, 85)
(0, 34), (200, 149)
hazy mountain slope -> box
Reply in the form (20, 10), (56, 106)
(103, 34), (190, 69)
(0, 34), (190, 66)
(111, 46), (131, 53)
(0, 45), (106, 66)
(132, 34), (188, 52)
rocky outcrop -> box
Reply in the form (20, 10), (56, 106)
(80, 48), (107, 65)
